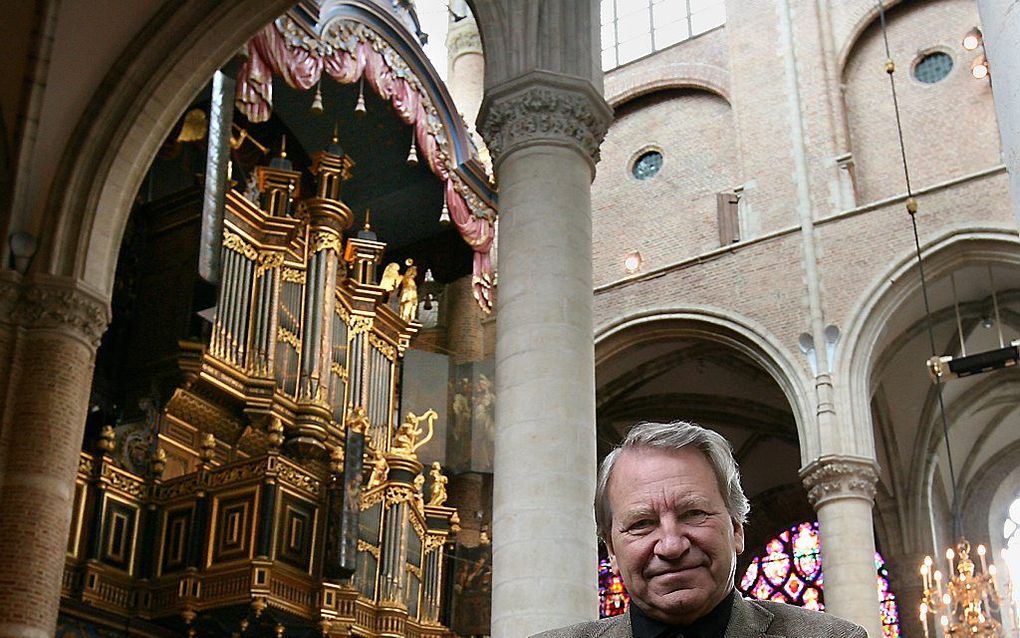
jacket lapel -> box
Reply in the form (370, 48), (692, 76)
(606, 611), (633, 638)
(723, 595), (775, 638)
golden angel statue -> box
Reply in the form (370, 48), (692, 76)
(391, 408), (437, 457)
(398, 264), (419, 322)
(345, 405), (371, 434)
(428, 462), (448, 506)
(367, 445), (389, 488)
(413, 474), (426, 512)
(379, 262), (402, 297)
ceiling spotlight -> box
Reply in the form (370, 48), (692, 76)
(962, 27), (982, 51)
(623, 251), (642, 274)
(971, 54), (989, 79)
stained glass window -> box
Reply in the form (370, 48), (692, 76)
(598, 557), (629, 617)
(738, 521), (901, 638)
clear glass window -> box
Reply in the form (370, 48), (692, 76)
(602, 0), (725, 70)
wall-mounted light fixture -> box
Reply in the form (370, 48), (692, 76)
(962, 26), (982, 51)
(962, 27), (990, 80)
(623, 251), (642, 274)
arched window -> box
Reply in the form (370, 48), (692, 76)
(600, 0), (726, 70)
(738, 521), (900, 638)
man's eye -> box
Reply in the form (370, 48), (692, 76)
(681, 510), (710, 524)
(628, 519), (654, 532)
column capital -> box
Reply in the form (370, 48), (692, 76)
(477, 70), (613, 175)
(12, 274), (110, 348)
(446, 17), (482, 60)
(800, 454), (879, 508)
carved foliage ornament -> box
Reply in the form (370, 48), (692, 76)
(223, 230), (259, 260)
(801, 457), (879, 507)
(479, 83), (612, 166)
(14, 279), (110, 347)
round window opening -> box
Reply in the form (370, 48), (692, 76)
(632, 151), (663, 180)
(914, 51), (953, 84)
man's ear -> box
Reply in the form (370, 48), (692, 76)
(733, 518), (745, 555)
(605, 538), (620, 575)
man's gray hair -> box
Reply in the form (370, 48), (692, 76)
(594, 420), (750, 540)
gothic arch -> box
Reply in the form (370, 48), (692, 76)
(37, 0), (495, 301)
(603, 62), (731, 108)
(835, 0), (908, 76)
(594, 305), (813, 461)
(837, 225), (1020, 549)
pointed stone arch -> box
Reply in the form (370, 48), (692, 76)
(594, 305), (813, 461)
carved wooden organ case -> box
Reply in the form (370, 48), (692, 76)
(63, 143), (459, 637)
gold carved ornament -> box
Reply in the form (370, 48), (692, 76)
(312, 231), (342, 254)
(428, 462), (448, 507)
(276, 327), (302, 353)
(347, 315), (373, 335)
(222, 230), (259, 260)
(281, 267), (306, 284)
(356, 539), (380, 560)
(366, 445), (389, 489)
(256, 251), (286, 276)
(344, 406), (370, 435)
(368, 334), (397, 361)
(389, 409), (437, 459)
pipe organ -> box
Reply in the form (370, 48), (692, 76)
(62, 136), (459, 637)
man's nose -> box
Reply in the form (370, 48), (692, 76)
(654, 521), (691, 559)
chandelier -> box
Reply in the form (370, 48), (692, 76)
(867, 1), (1020, 636)
(918, 540), (1018, 637)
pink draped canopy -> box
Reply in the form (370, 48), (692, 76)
(237, 20), (495, 309)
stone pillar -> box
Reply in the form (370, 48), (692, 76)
(976, 0), (1020, 222)
(445, 10), (484, 147)
(886, 550), (927, 638)
(801, 455), (882, 638)
(478, 71), (612, 637)
(0, 275), (108, 638)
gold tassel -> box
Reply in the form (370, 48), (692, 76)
(406, 132), (419, 166)
(439, 199), (451, 225)
(311, 81), (324, 115)
(354, 78), (367, 116)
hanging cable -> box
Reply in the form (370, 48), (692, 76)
(874, 0), (960, 536)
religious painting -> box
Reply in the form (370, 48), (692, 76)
(446, 357), (496, 473)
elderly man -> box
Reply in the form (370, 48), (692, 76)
(536, 421), (867, 638)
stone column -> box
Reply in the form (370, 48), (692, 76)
(478, 71), (612, 637)
(800, 455), (882, 638)
(976, 0), (1020, 222)
(886, 550), (927, 638)
(0, 275), (108, 638)
(445, 9), (484, 147)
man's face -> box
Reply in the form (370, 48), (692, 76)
(606, 446), (744, 625)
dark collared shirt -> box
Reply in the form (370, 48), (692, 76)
(629, 589), (736, 638)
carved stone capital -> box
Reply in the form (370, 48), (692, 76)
(477, 70), (613, 173)
(13, 275), (111, 348)
(446, 18), (482, 59)
(800, 455), (879, 508)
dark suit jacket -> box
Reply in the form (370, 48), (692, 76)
(531, 594), (869, 638)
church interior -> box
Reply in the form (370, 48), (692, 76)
(1, 0), (1020, 637)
